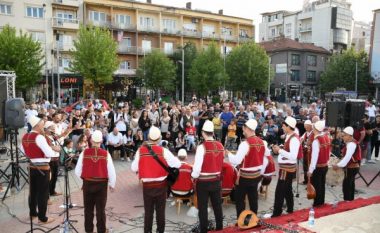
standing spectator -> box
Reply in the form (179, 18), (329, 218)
(226, 120), (237, 150)
(130, 111), (139, 136)
(124, 129), (135, 161)
(220, 105), (234, 146)
(169, 113), (180, 143)
(139, 110), (152, 141)
(371, 115), (380, 161)
(197, 103), (209, 139)
(71, 109), (85, 146)
(362, 114), (375, 164)
(114, 107), (127, 136)
(212, 112), (222, 141)
(235, 106), (248, 145)
(366, 101), (377, 122)
(160, 110), (171, 139)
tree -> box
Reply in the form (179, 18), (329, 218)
(188, 42), (227, 97)
(320, 48), (370, 94)
(226, 42), (270, 96)
(172, 42), (198, 96)
(0, 25), (44, 93)
(70, 25), (119, 90)
(136, 50), (176, 100)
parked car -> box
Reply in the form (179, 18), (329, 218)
(64, 99), (110, 113)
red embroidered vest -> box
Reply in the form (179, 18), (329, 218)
(22, 132), (45, 159)
(342, 140), (362, 167)
(200, 140), (224, 174)
(314, 134), (331, 165)
(171, 163), (193, 192)
(284, 133), (303, 160)
(81, 147), (108, 179)
(264, 155), (276, 175)
(138, 145), (168, 179)
(221, 162), (237, 190)
(242, 136), (265, 169)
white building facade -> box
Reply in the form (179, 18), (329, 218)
(352, 21), (371, 54)
(259, 0), (353, 52)
(370, 9), (380, 98)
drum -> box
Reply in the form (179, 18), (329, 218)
(326, 156), (344, 186)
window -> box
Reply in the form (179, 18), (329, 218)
(0, 3), (11, 15)
(203, 25), (215, 36)
(290, 70), (300, 81)
(239, 29), (248, 38)
(286, 23), (292, 35)
(162, 19), (176, 30)
(30, 31), (45, 43)
(271, 28), (275, 37)
(56, 12), (74, 24)
(307, 71), (316, 82)
(164, 42), (173, 54)
(307, 55), (317, 66)
(59, 58), (71, 68)
(221, 46), (232, 55)
(291, 54), (300, 66)
(140, 16), (154, 28)
(142, 40), (151, 52)
(120, 37), (131, 47)
(221, 27), (232, 36)
(116, 14), (131, 25)
(89, 10), (106, 22)
(119, 61), (130, 70)
(26, 6), (43, 18)
(58, 35), (72, 46)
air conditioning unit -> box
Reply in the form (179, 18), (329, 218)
(192, 18), (198, 23)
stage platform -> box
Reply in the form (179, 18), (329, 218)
(217, 196), (380, 233)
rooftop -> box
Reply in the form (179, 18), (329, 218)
(259, 37), (330, 54)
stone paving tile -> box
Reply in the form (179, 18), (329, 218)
(1, 153), (380, 232)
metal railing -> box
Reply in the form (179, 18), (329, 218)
(52, 17), (79, 29)
(112, 22), (136, 30)
(182, 30), (202, 38)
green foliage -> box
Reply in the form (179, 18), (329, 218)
(188, 42), (227, 97)
(172, 42), (198, 92)
(226, 42), (270, 93)
(0, 25), (44, 91)
(320, 48), (370, 93)
(70, 25), (119, 86)
(136, 50), (176, 95)
(132, 97), (143, 109)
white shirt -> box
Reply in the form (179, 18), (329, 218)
(107, 132), (123, 145)
(228, 140), (270, 172)
(75, 150), (116, 188)
(46, 135), (60, 158)
(131, 145), (181, 182)
(123, 135), (133, 144)
(366, 105), (377, 118)
(25, 109), (38, 121)
(19, 131), (56, 163)
(114, 112), (127, 132)
(337, 142), (357, 167)
(278, 133), (300, 164)
(309, 134), (321, 173)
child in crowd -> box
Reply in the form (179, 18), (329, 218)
(226, 119), (237, 150)
(212, 112), (222, 141)
(185, 121), (196, 152)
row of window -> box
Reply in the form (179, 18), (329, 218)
(291, 54), (317, 66)
(1, 4), (44, 18)
(290, 70), (317, 82)
(58, 58), (132, 71)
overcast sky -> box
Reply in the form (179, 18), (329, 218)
(143, 0), (380, 39)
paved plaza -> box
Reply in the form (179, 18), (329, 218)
(1, 150), (380, 233)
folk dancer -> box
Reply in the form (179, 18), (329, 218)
(333, 127), (361, 201)
(131, 126), (181, 233)
(227, 119), (267, 216)
(192, 120), (224, 233)
(271, 117), (302, 217)
(21, 116), (59, 224)
(75, 130), (116, 233)
(307, 121), (331, 206)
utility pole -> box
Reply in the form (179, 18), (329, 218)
(181, 48), (185, 104)
(56, 33), (61, 107)
(43, 4), (49, 101)
(355, 60), (358, 98)
(268, 56), (271, 99)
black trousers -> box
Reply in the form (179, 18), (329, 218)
(196, 180), (223, 233)
(49, 160), (59, 195)
(142, 184), (167, 233)
(83, 180), (108, 233)
(235, 176), (262, 217)
(343, 168), (359, 201)
(28, 167), (50, 222)
(311, 166), (328, 206)
(372, 140), (380, 158)
(302, 153), (309, 183)
(108, 145), (125, 158)
(236, 127), (244, 145)
(221, 127), (228, 146)
(272, 170), (295, 217)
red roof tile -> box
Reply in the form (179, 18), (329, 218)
(259, 38), (330, 54)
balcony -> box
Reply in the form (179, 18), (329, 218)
(299, 26), (312, 33)
(53, 0), (79, 8)
(118, 45), (138, 54)
(221, 34), (237, 42)
(88, 20), (111, 28)
(139, 26), (159, 33)
(183, 29), (201, 38)
(52, 17), (79, 30)
(239, 36), (254, 42)
(58, 67), (72, 74)
(114, 68), (136, 76)
(161, 28), (181, 36)
(55, 43), (75, 52)
(202, 31), (219, 39)
(112, 22), (136, 31)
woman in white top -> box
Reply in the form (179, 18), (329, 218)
(160, 110), (171, 139)
(130, 110), (140, 136)
(114, 107), (127, 135)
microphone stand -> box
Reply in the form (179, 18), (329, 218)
(46, 133), (78, 233)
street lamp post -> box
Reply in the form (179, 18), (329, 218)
(43, 4), (49, 101)
(56, 33), (61, 107)
(355, 60), (358, 97)
(181, 48), (185, 104)
(268, 56), (271, 99)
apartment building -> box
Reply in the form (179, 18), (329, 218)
(370, 9), (380, 100)
(352, 21), (371, 54)
(259, 0), (353, 52)
(0, 0), (254, 101)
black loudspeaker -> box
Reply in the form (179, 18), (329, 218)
(345, 101), (365, 129)
(5, 98), (25, 129)
(326, 101), (346, 128)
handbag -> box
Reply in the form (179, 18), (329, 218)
(146, 144), (179, 186)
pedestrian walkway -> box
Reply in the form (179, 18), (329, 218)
(0, 154), (380, 232)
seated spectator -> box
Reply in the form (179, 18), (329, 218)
(62, 138), (77, 169)
(107, 127), (126, 160)
(221, 161), (237, 197)
(171, 149), (194, 197)
(133, 129), (144, 151)
(123, 129), (134, 161)
(175, 131), (186, 152)
(185, 122), (196, 151)
(261, 117), (279, 145)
